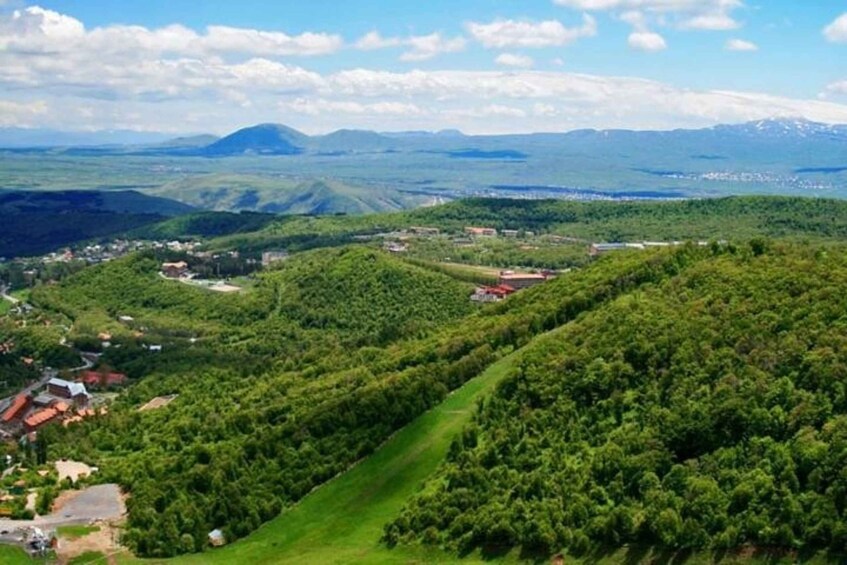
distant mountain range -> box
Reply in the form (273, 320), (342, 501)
(3, 118), (845, 157)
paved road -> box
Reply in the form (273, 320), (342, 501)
(0, 484), (124, 533)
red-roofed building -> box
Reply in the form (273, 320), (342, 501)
(1, 394), (31, 423)
(24, 407), (59, 431)
(79, 371), (128, 388)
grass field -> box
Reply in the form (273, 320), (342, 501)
(0, 544), (39, 564)
(57, 524), (102, 540)
(160, 352), (518, 565)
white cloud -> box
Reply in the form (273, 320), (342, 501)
(824, 13), (847, 43)
(0, 6), (342, 57)
(283, 98), (423, 116)
(0, 99), (48, 126)
(823, 80), (847, 98)
(354, 31), (402, 51)
(495, 53), (535, 68)
(399, 33), (466, 61)
(555, 0), (743, 31)
(466, 15), (596, 48)
(725, 38), (757, 51)
(628, 31), (667, 52)
(1, 6), (847, 134)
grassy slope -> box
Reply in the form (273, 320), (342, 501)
(159, 354), (518, 565)
(0, 545), (38, 564)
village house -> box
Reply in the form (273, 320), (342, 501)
(497, 271), (548, 290)
(471, 285), (516, 303)
(23, 407), (60, 432)
(79, 370), (128, 389)
(465, 226), (498, 237)
(161, 261), (189, 278)
(501, 229), (520, 238)
(1, 394), (31, 424)
(46, 378), (90, 406)
(409, 226), (440, 236)
(261, 251), (289, 268)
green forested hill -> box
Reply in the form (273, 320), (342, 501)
(388, 242), (847, 558)
(15, 197), (847, 563)
(204, 196), (847, 255)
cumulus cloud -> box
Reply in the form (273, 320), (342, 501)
(0, 6), (342, 57)
(2, 5), (847, 134)
(466, 15), (596, 48)
(0, 98), (48, 126)
(824, 13), (847, 43)
(725, 38), (757, 51)
(823, 80), (847, 98)
(354, 31), (402, 51)
(628, 31), (667, 52)
(495, 53), (535, 68)
(399, 33), (466, 61)
(555, 0), (743, 31)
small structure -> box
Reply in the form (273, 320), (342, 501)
(32, 394), (55, 407)
(384, 242), (408, 253)
(1, 394), (31, 423)
(501, 229), (519, 238)
(497, 272), (548, 290)
(24, 407), (60, 432)
(261, 251), (289, 268)
(409, 226), (440, 236)
(79, 370), (128, 388)
(471, 285), (516, 303)
(208, 528), (226, 547)
(465, 226), (498, 237)
(161, 261), (189, 278)
(46, 378), (90, 406)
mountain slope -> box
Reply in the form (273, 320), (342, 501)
(0, 190), (194, 257)
(389, 242), (847, 557)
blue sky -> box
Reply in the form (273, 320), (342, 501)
(0, 1), (845, 133)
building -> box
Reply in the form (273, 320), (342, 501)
(1, 394), (31, 423)
(501, 229), (519, 238)
(261, 251), (289, 268)
(409, 226), (440, 236)
(23, 408), (60, 432)
(497, 272), (548, 290)
(46, 378), (89, 405)
(161, 261), (189, 278)
(79, 371), (128, 388)
(384, 242), (408, 253)
(471, 285), (516, 303)
(589, 243), (629, 256)
(465, 226), (498, 237)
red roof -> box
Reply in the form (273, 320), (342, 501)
(24, 407), (59, 429)
(2, 394), (31, 423)
(79, 371), (127, 386)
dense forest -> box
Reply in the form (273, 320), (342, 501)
(35, 240), (697, 557)
(8, 196), (847, 561)
(387, 242), (847, 559)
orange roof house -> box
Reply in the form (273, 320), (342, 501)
(2, 394), (31, 423)
(24, 408), (60, 431)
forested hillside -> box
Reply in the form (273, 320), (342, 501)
(206, 196), (847, 255)
(36, 242), (699, 557)
(388, 242), (847, 558)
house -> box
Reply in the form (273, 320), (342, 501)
(588, 243), (629, 256)
(46, 378), (90, 405)
(261, 251), (289, 268)
(208, 529), (226, 547)
(161, 261), (189, 278)
(23, 407), (60, 432)
(384, 242), (408, 253)
(1, 394), (31, 423)
(79, 371), (128, 388)
(471, 285), (516, 303)
(409, 226), (440, 236)
(501, 229), (519, 238)
(497, 272), (548, 290)
(465, 227), (498, 237)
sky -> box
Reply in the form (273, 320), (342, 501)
(0, 0), (846, 134)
